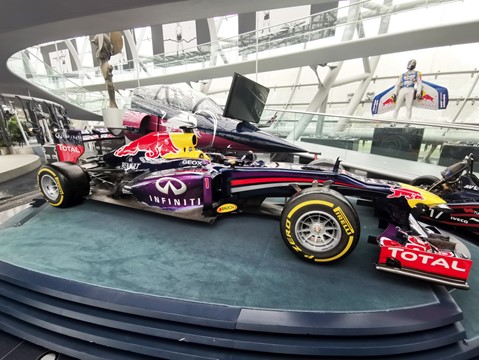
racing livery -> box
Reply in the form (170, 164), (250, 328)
(37, 128), (472, 289)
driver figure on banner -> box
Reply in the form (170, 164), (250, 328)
(392, 59), (423, 120)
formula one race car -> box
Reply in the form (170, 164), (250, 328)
(411, 153), (479, 236)
(37, 127), (472, 289)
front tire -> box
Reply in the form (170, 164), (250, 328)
(37, 162), (90, 208)
(280, 189), (360, 263)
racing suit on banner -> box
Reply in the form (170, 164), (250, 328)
(393, 62), (422, 120)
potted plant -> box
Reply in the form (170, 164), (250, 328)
(7, 116), (25, 147)
(0, 138), (8, 155)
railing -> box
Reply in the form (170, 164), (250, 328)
(260, 107), (479, 172)
(7, 51), (130, 114)
(6, 0), (460, 115)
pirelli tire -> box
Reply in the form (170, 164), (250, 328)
(280, 188), (360, 263)
(37, 162), (90, 208)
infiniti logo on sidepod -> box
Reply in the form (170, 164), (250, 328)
(155, 177), (187, 195)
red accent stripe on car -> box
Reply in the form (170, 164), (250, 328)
(231, 177), (319, 186)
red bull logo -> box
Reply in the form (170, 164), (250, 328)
(387, 186), (424, 200)
(382, 96), (395, 106)
(114, 132), (179, 160)
(421, 93), (435, 102)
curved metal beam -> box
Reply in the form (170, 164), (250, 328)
(82, 19), (479, 92)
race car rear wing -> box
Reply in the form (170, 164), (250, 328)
(43, 128), (124, 164)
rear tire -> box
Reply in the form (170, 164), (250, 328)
(37, 162), (90, 208)
(280, 188), (360, 263)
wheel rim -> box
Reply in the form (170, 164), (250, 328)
(295, 210), (341, 253)
(41, 174), (59, 201)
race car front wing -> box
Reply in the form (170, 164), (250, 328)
(376, 239), (472, 290)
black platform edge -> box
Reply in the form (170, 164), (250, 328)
(0, 261), (476, 359)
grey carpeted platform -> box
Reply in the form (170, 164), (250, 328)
(0, 199), (443, 311)
(0, 199), (479, 359)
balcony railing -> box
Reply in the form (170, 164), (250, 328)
(260, 107), (479, 179)
(7, 0), (459, 116)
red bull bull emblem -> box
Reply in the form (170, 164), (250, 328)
(387, 186), (424, 200)
(114, 132), (179, 160)
(421, 93), (435, 102)
(382, 96), (395, 106)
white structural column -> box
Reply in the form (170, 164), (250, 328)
(286, 0), (361, 141)
(334, 0), (393, 132)
(64, 39), (83, 76)
(123, 29), (149, 85)
(452, 71), (479, 123)
(200, 18), (221, 94)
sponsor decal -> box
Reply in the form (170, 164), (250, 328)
(333, 206), (354, 235)
(451, 216), (468, 224)
(121, 162), (140, 171)
(421, 93), (434, 103)
(148, 177), (202, 208)
(387, 186), (424, 200)
(285, 218), (302, 253)
(58, 144), (81, 153)
(379, 245), (471, 280)
(216, 203), (238, 213)
(464, 184), (479, 191)
(181, 159), (204, 167)
(114, 132), (179, 159)
(386, 247), (466, 272)
(155, 177), (187, 195)
(382, 96), (395, 106)
(55, 144), (84, 162)
(54, 131), (82, 145)
(140, 157), (166, 164)
(148, 195), (201, 207)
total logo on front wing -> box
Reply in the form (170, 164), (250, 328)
(378, 245), (472, 281)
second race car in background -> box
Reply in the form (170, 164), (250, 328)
(411, 153), (479, 236)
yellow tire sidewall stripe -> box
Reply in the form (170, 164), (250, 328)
(38, 168), (65, 207)
(285, 199), (355, 262)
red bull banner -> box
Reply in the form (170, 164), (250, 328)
(371, 80), (449, 115)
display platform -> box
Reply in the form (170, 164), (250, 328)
(0, 199), (479, 359)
